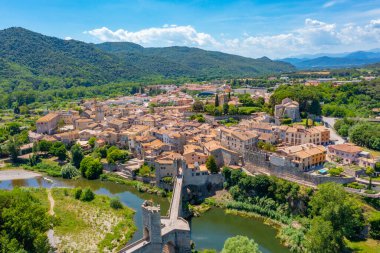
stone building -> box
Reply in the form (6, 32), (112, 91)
(276, 143), (326, 171)
(36, 113), (60, 134)
(274, 98), (301, 122)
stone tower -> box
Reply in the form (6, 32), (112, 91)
(141, 201), (162, 252)
(95, 102), (104, 122)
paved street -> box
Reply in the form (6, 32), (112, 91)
(322, 116), (346, 144)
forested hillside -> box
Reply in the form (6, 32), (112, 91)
(97, 43), (295, 79)
(0, 27), (295, 108)
(270, 79), (380, 117)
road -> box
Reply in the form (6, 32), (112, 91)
(322, 116), (346, 144)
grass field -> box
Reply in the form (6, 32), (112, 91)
(51, 188), (136, 252)
(346, 238), (380, 253)
(27, 188), (136, 252)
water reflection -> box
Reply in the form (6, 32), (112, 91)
(191, 208), (289, 252)
(0, 177), (288, 252)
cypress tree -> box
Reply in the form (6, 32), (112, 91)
(215, 94), (219, 107)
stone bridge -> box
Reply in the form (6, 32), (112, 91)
(119, 174), (191, 253)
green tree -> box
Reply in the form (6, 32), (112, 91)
(366, 166), (375, 190)
(304, 217), (340, 253)
(0, 189), (52, 253)
(6, 122), (21, 136)
(375, 162), (380, 172)
(221, 235), (261, 253)
(206, 155), (219, 173)
(49, 142), (67, 160)
(192, 99), (204, 112)
(328, 167), (343, 177)
(309, 183), (365, 248)
(138, 164), (153, 177)
(19, 104), (29, 115)
(88, 137), (96, 148)
(223, 103), (229, 115)
(215, 94), (219, 107)
(308, 99), (322, 115)
(70, 144), (84, 168)
(106, 148), (127, 164)
(37, 140), (53, 152)
(7, 138), (20, 161)
(80, 156), (103, 179)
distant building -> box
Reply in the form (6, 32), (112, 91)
(36, 113), (60, 134)
(328, 143), (377, 168)
(277, 143), (326, 171)
(274, 98), (301, 122)
(278, 125), (330, 146)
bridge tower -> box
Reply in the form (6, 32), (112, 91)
(141, 201), (162, 252)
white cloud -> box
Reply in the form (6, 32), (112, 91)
(85, 25), (219, 48)
(64, 36), (73, 40)
(322, 0), (345, 8)
(86, 19), (380, 58)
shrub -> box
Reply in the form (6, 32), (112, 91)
(369, 214), (380, 239)
(74, 188), (82, 199)
(328, 167), (343, 176)
(61, 164), (80, 179)
(110, 198), (123, 209)
(346, 182), (365, 189)
(81, 188), (95, 202)
(33, 161), (62, 177)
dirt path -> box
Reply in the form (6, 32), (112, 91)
(48, 189), (55, 216)
(47, 189), (58, 249)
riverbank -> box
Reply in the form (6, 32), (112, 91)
(27, 187), (137, 252)
(190, 189), (380, 253)
(0, 169), (41, 181)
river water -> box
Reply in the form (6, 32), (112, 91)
(0, 176), (289, 252)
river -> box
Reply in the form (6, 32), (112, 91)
(0, 176), (289, 252)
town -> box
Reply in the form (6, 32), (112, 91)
(28, 81), (379, 192)
(1, 5), (380, 251)
(1, 74), (380, 252)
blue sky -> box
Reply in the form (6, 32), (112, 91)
(1, 0), (380, 58)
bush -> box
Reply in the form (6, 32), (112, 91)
(32, 161), (62, 177)
(281, 118), (292, 125)
(328, 167), (343, 176)
(74, 188), (82, 200)
(369, 214), (380, 239)
(110, 198), (123, 209)
(80, 188), (95, 202)
(346, 182), (365, 189)
(61, 164), (80, 179)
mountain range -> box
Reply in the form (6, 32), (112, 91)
(0, 27), (294, 86)
(280, 50), (380, 69)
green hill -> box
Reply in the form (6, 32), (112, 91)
(0, 27), (295, 107)
(96, 43), (295, 79)
(0, 27), (294, 84)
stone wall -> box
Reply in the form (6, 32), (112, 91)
(244, 151), (355, 185)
